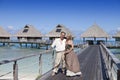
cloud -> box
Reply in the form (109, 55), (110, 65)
(117, 27), (120, 31)
(7, 26), (15, 30)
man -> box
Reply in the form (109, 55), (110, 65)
(51, 31), (66, 76)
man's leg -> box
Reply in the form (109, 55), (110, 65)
(52, 52), (62, 75)
(61, 52), (66, 73)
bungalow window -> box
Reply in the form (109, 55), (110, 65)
(23, 29), (28, 33)
(56, 29), (61, 32)
(25, 25), (29, 28)
(57, 25), (61, 28)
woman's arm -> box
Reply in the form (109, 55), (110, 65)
(69, 40), (74, 51)
(65, 40), (74, 54)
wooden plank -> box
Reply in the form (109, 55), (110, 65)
(78, 45), (102, 80)
(39, 71), (82, 80)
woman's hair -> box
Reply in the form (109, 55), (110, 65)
(66, 35), (72, 41)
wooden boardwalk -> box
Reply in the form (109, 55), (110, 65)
(79, 45), (103, 80)
(38, 45), (104, 80)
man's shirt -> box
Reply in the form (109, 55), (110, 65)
(51, 38), (66, 51)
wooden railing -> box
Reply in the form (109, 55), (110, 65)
(100, 42), (120, 80)
(0, 40), (51, 44)
(105, 41), (120, 48)
(0, 50), (54, 80)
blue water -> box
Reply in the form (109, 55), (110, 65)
(0, 46), (53, 80)
(110, 49), (120, 59)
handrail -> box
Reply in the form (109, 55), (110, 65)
(0, 50), (53, 65)
(0, 49), (54, 80)
(100, 42), (120, 80)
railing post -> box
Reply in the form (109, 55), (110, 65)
(20, 43), (22, 47)
(13, 61), (18, 80)
(46, 45), (48, 50)
(117, 69), (120, 80)
(39, 54), (42, 75)
(52, 50), (55, 58)
(25, 43), (27, 48)
(52, 50), (55, 66)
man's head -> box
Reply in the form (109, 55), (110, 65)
(60, 31), (66, 40)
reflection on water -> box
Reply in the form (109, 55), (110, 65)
(0, 46), (53, 80)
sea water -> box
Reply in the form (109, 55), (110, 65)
(110, 49), (120, 60)
(0, 45), (53, 80)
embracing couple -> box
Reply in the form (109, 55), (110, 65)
(51, 31), (82, 76)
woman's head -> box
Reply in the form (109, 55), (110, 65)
(66, 35), (72, 40)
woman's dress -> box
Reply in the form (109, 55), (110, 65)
(65, 44), (82, 76)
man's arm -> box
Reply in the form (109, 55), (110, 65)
(51, 39), (56, 49)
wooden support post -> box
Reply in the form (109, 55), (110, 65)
(31, 43), (33, 48)
(52, 50), (55, 66)
(13, 61), (18, 80)
(3, 43), (5, 46)
(20, 43), (22, 47)
(52, 50), (55, 59)
(25, 43), (27, 48)
(7, 43), (10, 47)
(117, 69), (120, 80)
(83, 38), (85, 43)
(106, 38), (107, 44)
(36, 44), (37, 48)
(94, 37), (96, 44)
(38, 44), (40, 49)
(39, 54), (42, 75)
(46, 45), (48, 50)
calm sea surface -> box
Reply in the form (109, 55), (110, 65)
(0, 45), (53, 80)
(110, 48), (120, 60)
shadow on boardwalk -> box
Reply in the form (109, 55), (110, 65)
(38, 68), (82, 80)
(46, 73), (82, 80)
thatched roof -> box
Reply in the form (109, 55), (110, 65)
(113, 31), (120, 38)
(0, 26), (11, 37)
(81, 23), (109, 38)
(45, 24), (74, 37)
(15, 25), (43, 37)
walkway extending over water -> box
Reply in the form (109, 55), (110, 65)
(38, 45), (104, 80)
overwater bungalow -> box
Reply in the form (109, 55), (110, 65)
(112, 31), (120, 41)
(15, 25), (43, 42)
(0, 26), (11, 41)
(45, 24), (74, 40)
(81, 23), (109, 45)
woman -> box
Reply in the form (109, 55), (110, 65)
(65, 35), (82, 76)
